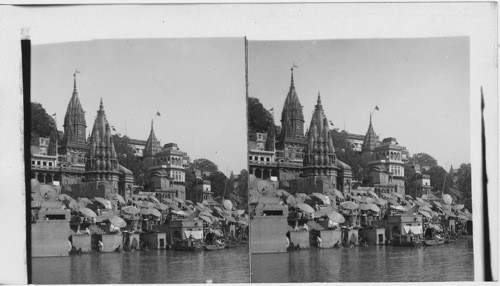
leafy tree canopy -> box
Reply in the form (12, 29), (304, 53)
(248, 97), (273, 141)
(409, 153), (438, 168)
(31, 102), (56, 145)
(330, 129), (364, 181)
(187, 158), (219, 174)
(112, 135), (149, 186)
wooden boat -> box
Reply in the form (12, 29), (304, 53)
(423, 238), (445, 246)
(204, 243), (226, 251)
(172, 240), (203, 251)
(392, 234), (422, 247)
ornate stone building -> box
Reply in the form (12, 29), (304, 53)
(143, 122), (189, 201)
(361, 116), (409, 196)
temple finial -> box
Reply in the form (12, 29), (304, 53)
(317, 92), (321, 104)
(290, 66), (294, 87)
(151, 119), (154, 131)
(99, 97), (103, 110)
(73, 72), (77, 94)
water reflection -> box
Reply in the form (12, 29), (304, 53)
(33, 247), (249, 284)
(252, 237), (473, 283)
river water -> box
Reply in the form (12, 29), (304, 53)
(32, 247), (249, 284)
(251, 237), (474, 283)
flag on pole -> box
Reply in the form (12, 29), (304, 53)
(292, 63), (299, 69)
(375, 106), (379, 111)
(75, 68), (81, 74)
(156, 111), (161, 116)
(51, 113), (56, 117)
(269, 108), (273, 111)
(329, 120), (334, 126)
(111, 126), (116, 131)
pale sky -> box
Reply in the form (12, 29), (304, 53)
(248, 38), (470, 168)
(32, 38), (247, 175)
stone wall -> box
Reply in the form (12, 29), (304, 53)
(101, 234), (123, 252)
(319, 229), (342, 248)
(71, 235), (91, 252)
(250, 216), (288, 253)
(359, 228), (385, 245)
(290, 230), (310, 249)
(32, 220), (70, 257)
(141, 233), (167, 249)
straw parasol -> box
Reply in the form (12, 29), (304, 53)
(296, 203), (315, 213)
(340, 201), (359, 210)
(327, 211), (345, 223)
(122, 206), (140, 215)
(79, 207), (97, 218)
(109, 215), (127, 228)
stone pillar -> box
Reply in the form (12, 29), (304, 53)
(49, 174), (54, 184)
(42, 173), (46, 184)
(35, 172), (39, 181)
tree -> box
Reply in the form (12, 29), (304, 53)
(209, 171), (228, 199)
(330, 129), (364, 181)
(112, 135), (149, 186)
(423, 165), (452, 194)
(31, 102), (56, 145)
(188, 158), (219, 174)
(409, 153), (438, 168)
(457, 163), (471, 198)
(248, 97), (273, 142)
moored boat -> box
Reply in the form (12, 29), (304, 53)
(204, 243), (226, 251)
(172, 240), (203, 251)
(423, 238), (445, 246)
(392, 234), (422, 247)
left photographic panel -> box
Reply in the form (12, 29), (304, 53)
(28, 38), (249, 284)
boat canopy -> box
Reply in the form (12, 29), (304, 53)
(184, 230), (203, 240)
(403, 225), (423, 235)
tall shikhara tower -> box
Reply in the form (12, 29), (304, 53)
(143, 120), (161, 168)
(303, 94), (337, 178)
(85, 99), (120, 188)
(276, 67), (307, 163)
(279, 67), (305, 142)
(62, 73), (88, 153)
(361, 114), (380, 162)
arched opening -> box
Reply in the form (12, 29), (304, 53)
(173, 231), (181, 241)
(392, 226), (400, 238)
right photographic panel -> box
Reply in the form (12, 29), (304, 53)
(247, 38), (472, 282)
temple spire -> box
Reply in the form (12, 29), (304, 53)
(151, 119), (154, 131)
(73, 72), (77, 94)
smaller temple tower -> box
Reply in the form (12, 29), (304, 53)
(361, 114), (380, 162)
(143, 120), (161, 168)
(85, 98), (120, 191)
(303, 93), (337, 182)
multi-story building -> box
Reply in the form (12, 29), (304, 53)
(361, 115), (409, 196)
(144, 122), (189, 201)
